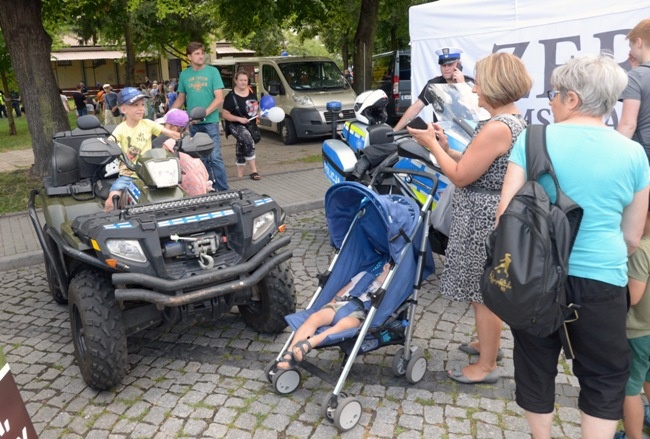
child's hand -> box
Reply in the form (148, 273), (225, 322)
(163, 138), (176, 153)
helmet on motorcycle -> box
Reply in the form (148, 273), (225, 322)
(354, 90), (388, 125)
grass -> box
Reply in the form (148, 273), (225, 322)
(0, 109), (78, 153)
(0, 110), (78, 215)
(0, 168), (41, 215)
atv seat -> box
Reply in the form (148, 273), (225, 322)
(49, 116), (113, 187)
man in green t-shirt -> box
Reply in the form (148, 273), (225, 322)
(172, 41), (229, 191)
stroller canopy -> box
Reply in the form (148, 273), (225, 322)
(325, 182), (420, 264)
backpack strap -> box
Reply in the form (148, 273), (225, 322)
(525, 124), (584, 251)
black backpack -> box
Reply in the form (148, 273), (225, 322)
(482, 124), (583, 338)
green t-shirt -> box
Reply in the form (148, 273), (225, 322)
(178, 64), (224, 124)
(627, 236), (650, 339)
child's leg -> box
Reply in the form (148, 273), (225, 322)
(292, 316), (362, 362)
(292, 308), (336, 345)
(623, 394), (644, 439)
(306, 316), (362, 349)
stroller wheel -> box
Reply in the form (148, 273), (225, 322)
(271, 368), (301, 395)
(264, 359), (277, 383)
(321, 391), (337, 421)
(334, 396), (363, 431)
(405, 349), (428, 384)
(391, 347), (408, 377)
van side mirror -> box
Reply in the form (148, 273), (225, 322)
(269, 80), (280, 96)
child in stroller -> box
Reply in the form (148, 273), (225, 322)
(266, 181), (438, 432)
(278, 261), (390, 370)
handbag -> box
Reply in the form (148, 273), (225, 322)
(247, 122), (261, 144)
(429, 182), (454, 255)
(229, 92), (261, 144)
(431, 182), (454, 235)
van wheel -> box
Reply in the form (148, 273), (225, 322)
(280, 119), (297, 145)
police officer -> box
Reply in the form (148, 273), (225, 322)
(393, 47), (474, 131)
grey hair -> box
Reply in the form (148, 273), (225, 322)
(550, 53), (628, 117)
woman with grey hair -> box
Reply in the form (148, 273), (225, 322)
(497, 53), (650, 439)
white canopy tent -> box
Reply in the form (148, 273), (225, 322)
(409, 0), (650, 125)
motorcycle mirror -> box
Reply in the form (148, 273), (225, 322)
(189, 107), (206, 121)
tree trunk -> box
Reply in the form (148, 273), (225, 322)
(341, 30), (350, 70)
(352, 0), (379, 94)
(0, 0), (70, 176)
(124, 17), (136, 86)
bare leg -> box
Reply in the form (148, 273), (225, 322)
(236, 164), (245, 178)
(622, 394), (644, 439)
(524, 411), (553, 439)
(457, 302), (501, 380)
(248, 158), (258, 175)
(277, 308), (336, 369)
(581, 413), (617, 439)
(299, 316), (361, 353)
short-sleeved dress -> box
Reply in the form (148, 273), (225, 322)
(439, 114), (526, 304)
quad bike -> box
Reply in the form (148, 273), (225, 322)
(28, 109), (296, 390)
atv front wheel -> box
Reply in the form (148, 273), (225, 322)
(239, 260), (295, 333)
(68, 270), (127, 390)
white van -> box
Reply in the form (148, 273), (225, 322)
(213, 56), (357, 145)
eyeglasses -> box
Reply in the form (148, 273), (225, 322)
(547, 90), (560, 101)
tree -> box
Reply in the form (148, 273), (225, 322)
(0, 0), (70, 176)
(351, 0), (379, 93)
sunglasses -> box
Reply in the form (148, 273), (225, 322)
(547, 90), (560, 101)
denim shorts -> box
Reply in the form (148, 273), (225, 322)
(109, 175), (136, 192)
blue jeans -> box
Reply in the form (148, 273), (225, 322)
(190, 122), (229, 191)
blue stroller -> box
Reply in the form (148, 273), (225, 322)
(266, 180), (437, 431)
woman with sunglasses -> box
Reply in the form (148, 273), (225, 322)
(498, 53), (650, 439)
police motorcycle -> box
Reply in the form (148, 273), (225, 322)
(29, 107), (296, 391)
(322, 83), (485, 251)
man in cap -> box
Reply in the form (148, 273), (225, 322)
(393, 47), (474, 131)
(102, 84), (121, 126)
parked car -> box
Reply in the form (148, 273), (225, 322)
(214, 56), (357, 145)
(371, 50), (411, 124)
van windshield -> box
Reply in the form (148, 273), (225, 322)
(279, 61), (350, 91)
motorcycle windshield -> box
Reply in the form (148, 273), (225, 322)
(421, 83), (489, 146)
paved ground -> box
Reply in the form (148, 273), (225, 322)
(1, 208), (600, 439)
(0, 130), (645, 438)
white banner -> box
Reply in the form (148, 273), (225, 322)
(409, 0), (650, 126)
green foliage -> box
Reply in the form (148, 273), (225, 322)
(0, 169), (41, 215)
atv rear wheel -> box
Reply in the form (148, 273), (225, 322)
(239, 260), (295, 333)
(68, 270), (127, 390)
(43, 226), (66, 304)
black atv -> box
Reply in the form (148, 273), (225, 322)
(28, 110), (296, 390)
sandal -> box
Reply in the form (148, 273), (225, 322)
(292, 339), (313, 363)
(250, 172), (261, 180)
(276, 351), (296, 370)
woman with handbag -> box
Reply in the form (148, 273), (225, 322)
(408, 52), (531, 385)
(222, 70), (262, 180)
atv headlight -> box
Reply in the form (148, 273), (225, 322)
(252, 212), (275, 241)
(106, 239), (147, 263)
(146, 159), (180, 187)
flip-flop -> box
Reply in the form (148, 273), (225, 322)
(292, 339), (313, 363)
(459, 340), (504, 361)
(250, 172), (261, 180)
(447, 365), (499, 384)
